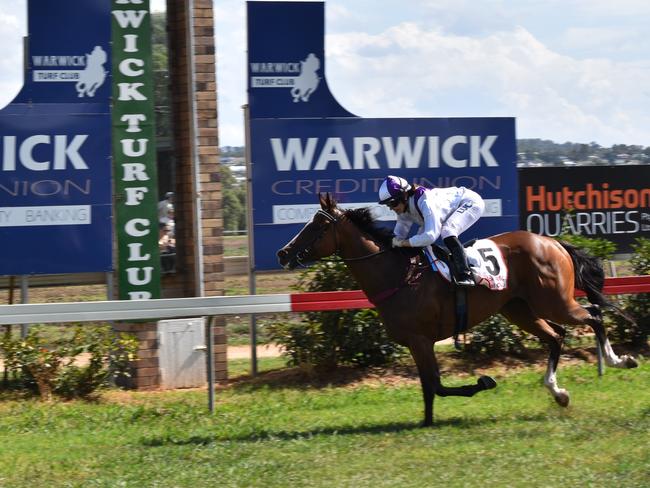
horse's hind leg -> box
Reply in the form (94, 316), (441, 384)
(501, 299), (570, 407)
(568, 303), (638, 369)
(547, 320), (567, 340)
(407, 335), (496, 426)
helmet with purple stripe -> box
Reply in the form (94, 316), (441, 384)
(378, 175), (412, 206)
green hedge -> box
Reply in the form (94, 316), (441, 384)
(609, 238), (650, 348)
(269, 258), (403, 369)
(1, 325), (137, 400)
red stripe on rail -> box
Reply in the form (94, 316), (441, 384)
(576, 275), (650, 296)
(289, 276), (650, 312)
(290, 291), (370, 312)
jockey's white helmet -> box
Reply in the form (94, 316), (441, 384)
(378, 175), (412, 205)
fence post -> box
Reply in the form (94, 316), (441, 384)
(207, 316), (215, 413)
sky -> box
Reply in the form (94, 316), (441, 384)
(1, 0), (649, 148)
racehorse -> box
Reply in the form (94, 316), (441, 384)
(277, 193), (638, 426)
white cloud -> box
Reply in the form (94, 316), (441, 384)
(325, 20), (650, 146)
(573, 0), (650, 17)
(0, 0), (647, 148)
(150, 0), (166, 13)
(213, 0), (246, 147)
(0, 2), (26, 109)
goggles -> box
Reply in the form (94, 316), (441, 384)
(385, 198), (401, 209)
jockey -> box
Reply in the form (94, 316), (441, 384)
(377, 175), (485, 286)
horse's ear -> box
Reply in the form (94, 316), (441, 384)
(321, 192), (337, 212)
(319, 192), (337, 211)
(328, 193), (338, 208)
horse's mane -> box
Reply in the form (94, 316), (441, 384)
(342, 207), (394, 247)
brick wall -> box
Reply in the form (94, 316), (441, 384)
(113, 322), (160, 390)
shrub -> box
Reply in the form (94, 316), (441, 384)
(464, 315), (529, 357)
(555, 211), (617, 260)
(268, 258), (403, 369)
(556, 232), (616, 260)
(610, 238), (650, 348)
(0, 325), (138, 400)
(629, 237), (650, 274)
(1, 333), (69, 400)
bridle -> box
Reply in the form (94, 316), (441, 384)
(294, 210), (337, 266)
(294, 209), (387, 266)
(291, 207), (423, 307)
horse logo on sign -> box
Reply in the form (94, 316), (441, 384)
(75, 46), (107, 98)
(291, 53), (320, 103)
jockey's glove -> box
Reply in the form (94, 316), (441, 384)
(392, 237), (409, 248)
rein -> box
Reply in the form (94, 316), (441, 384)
(317, 207), (426, 304)
(294, 208), (425, 305)
(367, 254), (427, 305)
(341, 249), (387, 262)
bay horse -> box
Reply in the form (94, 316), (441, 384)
(277, 193), (638, 427)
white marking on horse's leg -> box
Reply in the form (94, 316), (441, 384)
(544, 359), (569, 406)
(544, 361), (561, 396)
(602, 338), (628, 368)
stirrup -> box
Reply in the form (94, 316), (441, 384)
(453, 272), (475, 287)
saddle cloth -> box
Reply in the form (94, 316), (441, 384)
(427, 238), (508, 290)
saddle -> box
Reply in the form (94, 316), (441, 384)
(428, 239), (508, 350)
(430, 239), (475, 262)
(373, 240), (508, 350)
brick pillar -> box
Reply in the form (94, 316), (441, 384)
(113, 0), (226, 389)
(166, 0), (226, 382)
(113, 322), (160, 390)
(166, 0), (224, 299)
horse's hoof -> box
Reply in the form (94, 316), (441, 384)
(478, 376), (497, 390)
(554, 390), (570, 407)
(623, 355), (639, 369)
(421, 419), (434, 428)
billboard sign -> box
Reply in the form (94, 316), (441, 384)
(519, 165), (650, 253)
(112, 0), (161, 300)
(0, 0), (112, 275)
(247, 2), (518, 270)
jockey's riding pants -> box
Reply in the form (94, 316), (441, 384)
(439, 189), (485, 240)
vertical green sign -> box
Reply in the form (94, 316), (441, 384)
(111, 0), (161, 300)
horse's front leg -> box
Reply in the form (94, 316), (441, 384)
(408, 335), (498, 426)
(407, 335), (438, 427)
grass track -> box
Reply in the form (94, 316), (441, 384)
(0, 362), (649, 487)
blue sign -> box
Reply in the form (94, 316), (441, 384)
(0, 0), (112, 275)
(247, 1), (353, 119)
(247, 2), (518, 270)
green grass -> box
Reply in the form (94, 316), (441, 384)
(225, 316), (284, 345)
(223, 235), (248, 257)
(0, 362), (649, 487)
(228, 356), (287, 377)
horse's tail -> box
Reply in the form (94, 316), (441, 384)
(559, 240), (634, 322)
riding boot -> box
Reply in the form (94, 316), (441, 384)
(443, 236), (475, 286)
